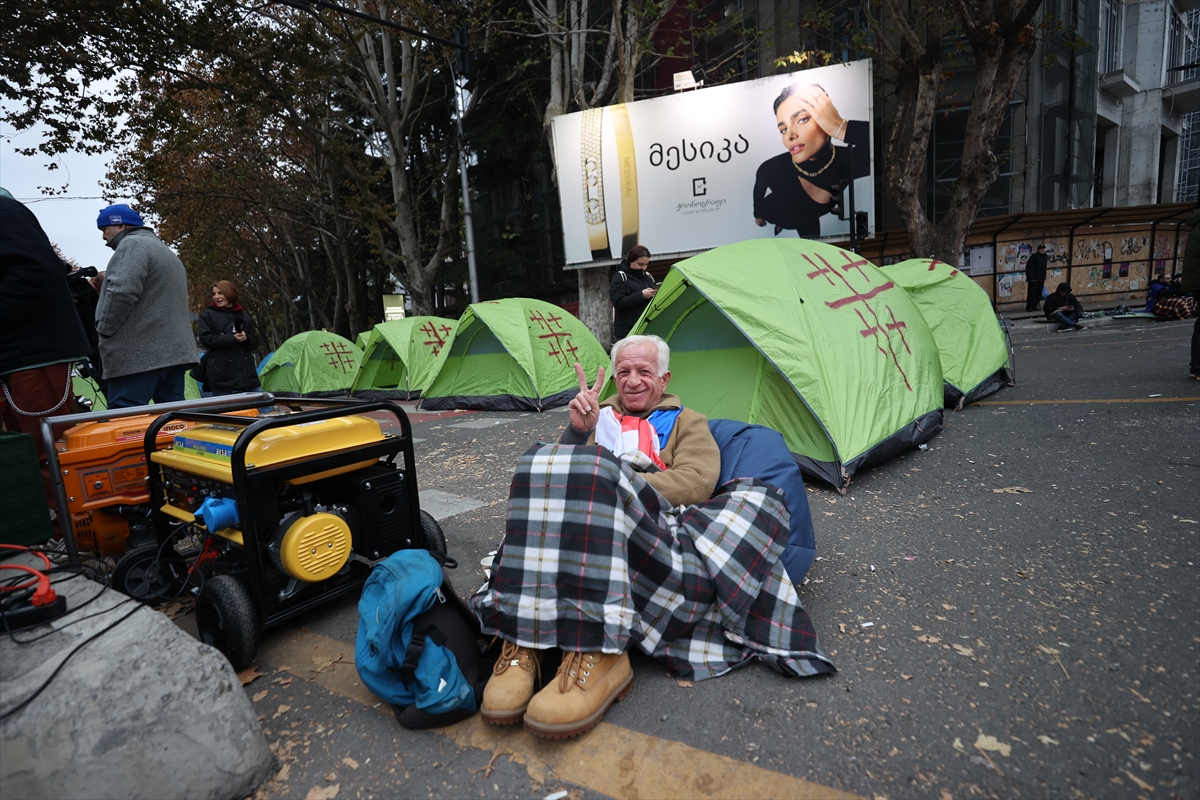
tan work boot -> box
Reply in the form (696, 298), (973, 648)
(480, 640), (542, 725)
(523, 651), (633, 739)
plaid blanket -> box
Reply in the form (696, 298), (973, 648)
(468, 444), (835, 680)
(1154, 296), (1198, 320)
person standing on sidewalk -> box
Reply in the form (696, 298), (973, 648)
(609, 246), (657, 341)
(1025, 244), (1048, 312)
(198, 281), (262, 395)
(1044, 282), (1086, 332)
(92, 204), (197, 408)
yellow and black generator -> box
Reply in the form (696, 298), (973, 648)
(145, 399), (443, 669)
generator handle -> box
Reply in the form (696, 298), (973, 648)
(39, 392), (274, 568)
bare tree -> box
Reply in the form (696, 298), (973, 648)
(864, 0), (1043, 262)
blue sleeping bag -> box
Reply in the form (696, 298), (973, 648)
(708, 419), (816, 585)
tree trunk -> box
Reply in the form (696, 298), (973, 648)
(875, 1), (1042, 266)
(577, 266), (613, 350)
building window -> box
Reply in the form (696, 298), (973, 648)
(1099, 0), (1122, 74)
(1167, 9), (1197, 84)
(1179, 9), (1200, 84)
(1178, 111), (1200, 203)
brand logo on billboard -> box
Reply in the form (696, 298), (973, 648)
(692, 178), (707, 197)
(649, 136), (750, 171)
(675, 198), (727, 215)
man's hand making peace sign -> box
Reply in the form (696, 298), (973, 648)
(567, 362), (605, 433)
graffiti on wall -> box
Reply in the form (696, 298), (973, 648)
(996, 240), (1068, 272)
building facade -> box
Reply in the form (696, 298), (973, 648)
(661, 0), (1200, 217)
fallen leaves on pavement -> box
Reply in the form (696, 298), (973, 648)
(238, 667), (267, 686)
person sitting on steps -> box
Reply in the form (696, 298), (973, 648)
(1044, 282), (1086, 332)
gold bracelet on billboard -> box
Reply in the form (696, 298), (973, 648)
(609, 104), (639, 255)
(581, 107), (610, 258)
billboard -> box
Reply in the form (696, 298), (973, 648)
(551, 60), (874, 265)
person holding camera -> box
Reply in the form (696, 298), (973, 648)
(197, 280), (262, 395)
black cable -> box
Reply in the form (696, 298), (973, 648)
(0, 602), (146, 721)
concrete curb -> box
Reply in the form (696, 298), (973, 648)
(1001, 307), (1167, 335)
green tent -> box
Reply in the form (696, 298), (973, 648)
(351, 317), (459, 400)
(355, 330), (370, 350)
(883, 258), (1014, 409)
(258, 331), (363, 396)
(622, 239), (944, 490)
(421, 298), (608, 411)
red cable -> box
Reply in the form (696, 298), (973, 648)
(0, 544), (52, 572)
(0, 565), (57, 606)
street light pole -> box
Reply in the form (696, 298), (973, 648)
(452, 74), (481, 304)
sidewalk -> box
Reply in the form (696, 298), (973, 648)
(1001, 304), (1162, 335)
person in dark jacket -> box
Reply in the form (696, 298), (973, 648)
(753, 83), (870, 237)
(1044, 282), (1086, 332)
(609, 245), (657, 341)
(1024, 244), (1048, 312)
(197, 280), (261, 395)
(0, 188), (91, 507)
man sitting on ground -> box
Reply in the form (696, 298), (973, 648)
(469, 334), (833, 740)
(1044, 282), (1086, 332)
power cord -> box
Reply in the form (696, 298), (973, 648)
(0, 602), (147, 721)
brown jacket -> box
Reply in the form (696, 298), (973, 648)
(561, 393), (720, 508)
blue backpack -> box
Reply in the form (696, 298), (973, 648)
(709, 419), (817, 585)
(355, 549), (485, 729)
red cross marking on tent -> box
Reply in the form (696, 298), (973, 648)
(885, 306), (912, 354)
(420, 321), (451, 356)
(561, 337), (580, 362)
(824, 281), (894, 309)
(539, 331), (576, 366)
(529, 309), (565, 331)
(804, 251), (913, 391)
(927, 259), (943, 270)
(854, 307), (913, 391)
(949, 269), (959, 277)
(319, 341), (357, 373)
(838, 251), (872, 282)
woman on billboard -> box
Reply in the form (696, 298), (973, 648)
(752, 84), (869, 237)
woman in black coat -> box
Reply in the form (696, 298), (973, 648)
(610, 245), (658, 341)
(197, 280), (261, 395)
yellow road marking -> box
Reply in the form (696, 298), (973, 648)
(257, 628), (861, 800)
(975, 397), (1200, 406)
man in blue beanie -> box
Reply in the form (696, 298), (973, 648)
(93, 203), (197, 407)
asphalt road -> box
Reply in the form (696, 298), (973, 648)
(239, 317), (1198, 800)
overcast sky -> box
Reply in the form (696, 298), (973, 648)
(0, 121), (139, 270)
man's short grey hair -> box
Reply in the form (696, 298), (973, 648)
(611, 334), (670, 377)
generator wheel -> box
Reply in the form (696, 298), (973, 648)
(420, 510), (447, 556)
(197, 574), (259, 670)
(111, 545), (185, 603)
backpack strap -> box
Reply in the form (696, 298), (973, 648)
(398, 620), (447, 687)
